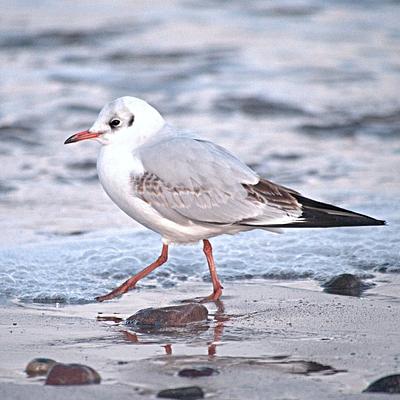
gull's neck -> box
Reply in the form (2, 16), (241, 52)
(139, 123), (178, 148)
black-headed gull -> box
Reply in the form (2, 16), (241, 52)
(64, 97), (385, 302)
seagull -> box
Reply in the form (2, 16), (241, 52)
(64, 96), (385, 302)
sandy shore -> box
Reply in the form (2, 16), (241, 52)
(1, 277), (399, 399)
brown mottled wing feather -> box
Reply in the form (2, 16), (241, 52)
(131, 172), (302, 226)
(243, 179), (300, 213)
(242, 179), (384, 228)
(131, 171), (207, 209)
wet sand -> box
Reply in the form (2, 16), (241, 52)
(1, 278), (399, 399)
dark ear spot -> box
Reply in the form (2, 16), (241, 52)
(128, 115), (135, 127)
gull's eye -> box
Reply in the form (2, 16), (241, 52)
(110, 119), (121, 128)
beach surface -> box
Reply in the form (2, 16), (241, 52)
(1, 278), (400, 399)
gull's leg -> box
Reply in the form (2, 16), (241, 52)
(96, 244), (168, 302)
(203, 239), (223, 301)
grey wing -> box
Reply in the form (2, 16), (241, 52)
(134, 136), (302, 225)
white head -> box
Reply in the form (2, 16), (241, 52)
(64, 96), (165, 149)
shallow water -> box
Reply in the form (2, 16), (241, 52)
(1, 225), (398, 304)
(0, 0), (399, 303)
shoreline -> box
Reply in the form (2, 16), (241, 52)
(1, 277), (399, 399)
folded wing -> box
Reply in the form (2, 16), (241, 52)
(134, 136), (384, 228)
(134, 137), (302, 226)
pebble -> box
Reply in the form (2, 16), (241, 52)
(157, 386), (204, 399)
(25, 358), (57, 377)
(45, 363), (101, 385)
(322, 273), (367, 296)
(126, 303), (208, 329)
(364, 374), (400, 393)
(178, 367), (218, 377)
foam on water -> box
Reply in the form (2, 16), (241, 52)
(0, 220), (398, 304)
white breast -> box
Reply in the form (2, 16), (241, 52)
(97, 144), (155, 227)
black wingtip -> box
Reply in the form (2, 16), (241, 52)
(363, 218), (386, 226)
(291, 195), (387, 228)
(254, 194), (387, 229)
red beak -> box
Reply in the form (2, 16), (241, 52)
(64, 130), (100, 144)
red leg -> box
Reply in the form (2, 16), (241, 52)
(96, 244), (168, 302)
(203, 240), (223, 301)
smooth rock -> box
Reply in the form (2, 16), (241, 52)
(126, 303), (208, 329)
(364, 374), (400, 393)
(178, 367), (218, 378)
(45, 363), (101, 385)
(157, 386), (204, 399)
(25, 358), (57, 376)
(322, 273), (367, 296)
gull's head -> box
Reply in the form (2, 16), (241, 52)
(64, 96), (165, 148)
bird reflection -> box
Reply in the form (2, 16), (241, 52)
(208, 300), (226, 357)
(112, 300), (229, 356)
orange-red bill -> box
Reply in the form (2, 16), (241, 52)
(64, 130), (100, 144)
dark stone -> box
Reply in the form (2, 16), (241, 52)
(45, 363), (101, 385)
(178, 367), (218, 378)
(126, 303), (208, 330)
(322, 273), (368, 297)
(25, 358), (57, 377)
(157, 386), (204, 399)
(364, 374), (400, 393)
